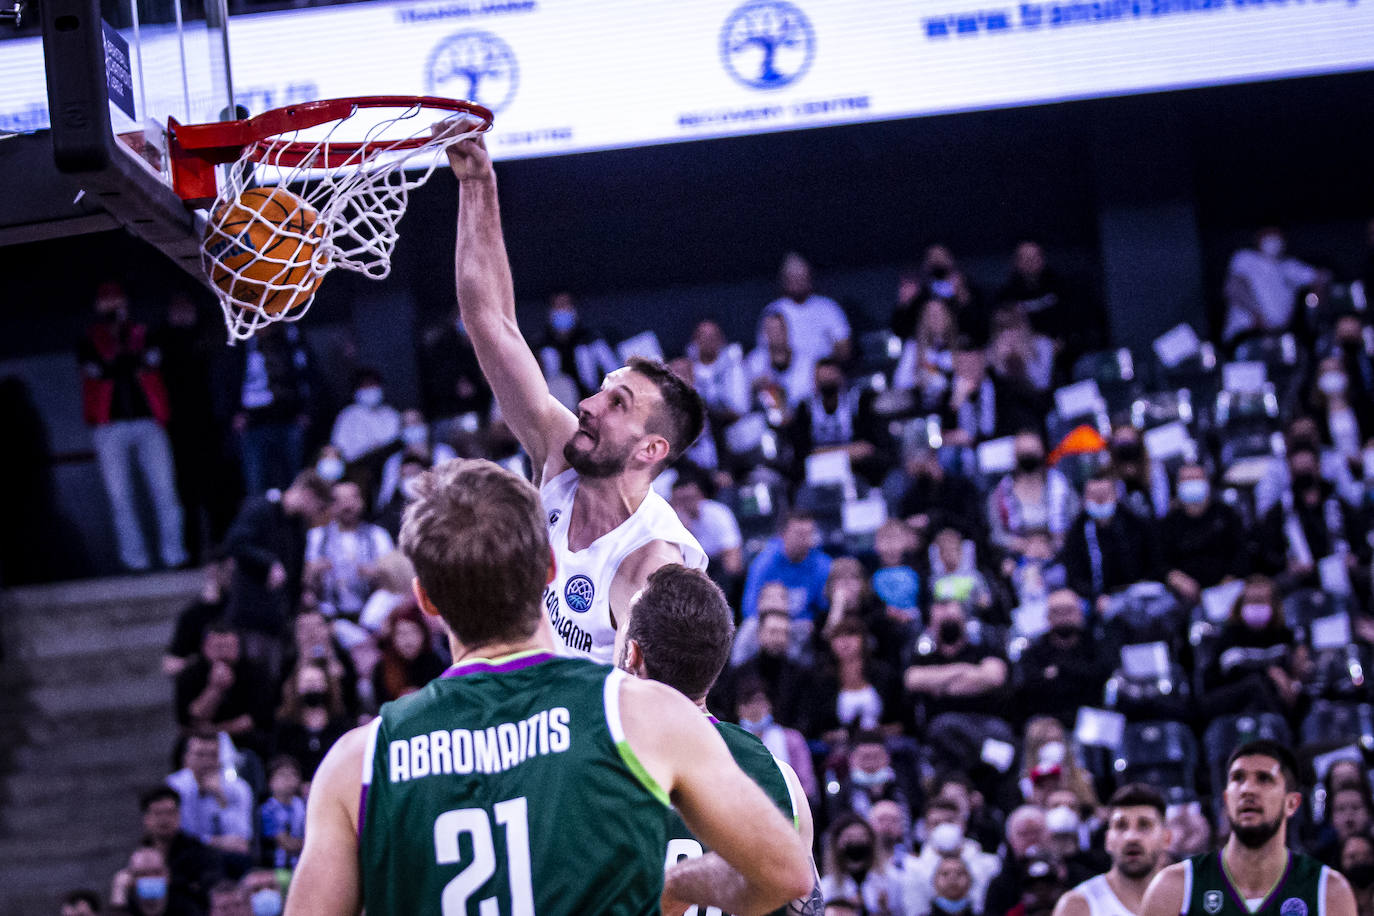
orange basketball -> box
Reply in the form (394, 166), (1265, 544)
(205, 187), (326, 316)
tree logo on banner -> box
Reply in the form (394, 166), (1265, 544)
(425, 30), (519, 113)
(720, 1), (816, 90)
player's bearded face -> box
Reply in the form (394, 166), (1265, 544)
(565, 412), (637, 478)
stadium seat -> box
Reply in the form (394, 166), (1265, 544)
(857, 329), (903, 378)
(1204, 712), (1293, 798)
(793, 482), (847, 545)
(1151, 343), (1221, 408)
(1300, 700), (1374, 751)
(1114, 720), (1199, 799)
(1130, 390), (1196, 433)
(1073, 348), (1144, 415)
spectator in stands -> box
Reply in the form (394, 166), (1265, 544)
(759, 252), (853, 375)
(225, 324), (315, 496)
(1255, 445), (1369, 593)
(1340, 834), (1374, 916)
(929, 771), (1005, 855)
(329, 368), (400, 463)
(722, 606), (808, 720)
(1313, 783), (1374, 866)
(237, 873), (282, 916)
(902, 598), (1013, 771)
(928, 527), (996, 620)
(535, 291), (619, 405)
(1018, 718), (1099, 811)
(1311, 355), (1374, 462)
(137, 785), (222, 912)
(984, 807), (1052, 916)
(173, 624), (274, 759)
(374, 452), (429, 540)
(166, 734), (253, 858)
(929, 854), (982, 916)
(871, 519), (922, 631)
(1199, 574), (1307, 725)
(915, 244), (987, 348)
(1255, 416), (1363, 516)
(1006, 528), (1066, 610)
(1222, 226), (1324, 344)
(416, 306), (492, 443)
(741, 510), (832, 622)
(205, 881), (249, 916)
(669, 474), (745, 585)
(995, 240), (1085, 362)
(820, 813), (890, 914)
(280, 607), (361, 720)
(900, 799), (1002, 916)
(893, 297), (959, 413)
(221, 469), (331, 674)
(163, 560), (233, 678)
(810, 618), (903, 741)
(826, 901), (864, 916)
(258, 756), (305, 870)
(1059, 470), (1163, 610)
(304, 479), (394, 645)
(1107, 425), (1169, 519)
(825, 555), (910, 663)
(748, 310), (814, 408)
(687, 318), (751, 423)
(109, 844), (197, 916)
(1166, 802), (1212, 859)
(988, 432), (1079, 557)
(79, 280), (187, 572)
(987, 304), (1055, 395)
(787, 357), (891, 486)
(357, 549), (416, 645)
(827, 730), (913, 822)
(732, 676), (818, 801)
(376, 410), (457, 509)
(1015, 589), (1111, 726)
(1160, 462), (1249, 604)
(1327, 313), (1374, 409)
(869, 800), (916, 913)
(61, 890), (101, 916)
(273, 659), (350, 780)
(371, 602), (446, 704)
(896, 445), (986, 546)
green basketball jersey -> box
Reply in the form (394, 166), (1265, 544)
(663, 718), (799, 916)
(1183, 850), (1330, 916)
(359, 651), (669, 916)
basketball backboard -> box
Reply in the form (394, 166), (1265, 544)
(36, 0), (233, 280)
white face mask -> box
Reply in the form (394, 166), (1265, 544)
(929, 821), (965, 854)
(1319, 372), (1349, 396)
(1259, 235), (1285, 259)
(1241, 603), (1273, 629)
(355, 386), (384, 408)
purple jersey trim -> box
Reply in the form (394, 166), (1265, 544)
(442, 650), (560, 678)
(357, 785), (368, 838)
(1219, 849), (1293, 914)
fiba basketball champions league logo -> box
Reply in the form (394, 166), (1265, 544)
(564, 575), (595, 614)
(425, 30), (519, 113)
(721, 1), (815, 90)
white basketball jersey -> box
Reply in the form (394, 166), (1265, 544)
(1077, 874), (1137, 916)
(539, 468), (707, 663)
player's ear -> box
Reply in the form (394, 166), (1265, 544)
(412, 577), (441, 618)
(622, 639), (646, 678)
(1284, 790), (1303, 818)
(639, 434), (670, 467)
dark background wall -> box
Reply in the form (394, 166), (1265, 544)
(1, 68), (1370, 577)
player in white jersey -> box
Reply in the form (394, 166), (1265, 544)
(1054, 785), (1173, 916)
(443, 136), (708, 662)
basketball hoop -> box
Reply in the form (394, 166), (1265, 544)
(169, 96), (493, 342)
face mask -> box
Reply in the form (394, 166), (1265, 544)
(300, 689), (329, 708)
(841, 842), (874, 868)
(740, 713), (773, 733)
(1241, 603), (1273, 629)
(135, 876), (168, 902)
(1016, 454), (1044, 473)
(1259, 235), (1285, 258)
(1346, 863), (1374, 890)
(1319, 372), (1349, 396)
(850, 766), (895, 789)
(1046, 805), (1081, 835)
(938, 619), (965, 645)
(550, 310), (577, 334)
(402, 424), (429, 447)
(817, 381), (842, 398)
(355, 387), (384, 408)
(931, 279), (957, 299)
(1178, 479), (1210, 505)
(1050, 623), (1082, 641)
(930, 822), (965, 854)
(1085, 500), (1116, 521)
(1292, 470), (1319, 491)
(936, 897), (972, 913)
(1112, 441), (1143, 462)
(316, 456), (345, 483)
(251, 889), (284, 916)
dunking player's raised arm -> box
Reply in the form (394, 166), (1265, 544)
(444, 136), (576, 483)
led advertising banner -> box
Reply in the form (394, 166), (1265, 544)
(4, 0), (1373, 157)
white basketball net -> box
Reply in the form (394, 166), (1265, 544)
(202, 101), (488, 343)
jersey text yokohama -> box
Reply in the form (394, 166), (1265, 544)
(540, 468), (707, 663)
(359, 654), (668, 915)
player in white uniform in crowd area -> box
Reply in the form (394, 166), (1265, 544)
(443, 135), (708, 663)
(1054, 785), (1173, 916)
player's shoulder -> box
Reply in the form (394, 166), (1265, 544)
(1052, 885), (1092, 916)
(713, 720), (771, 758)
